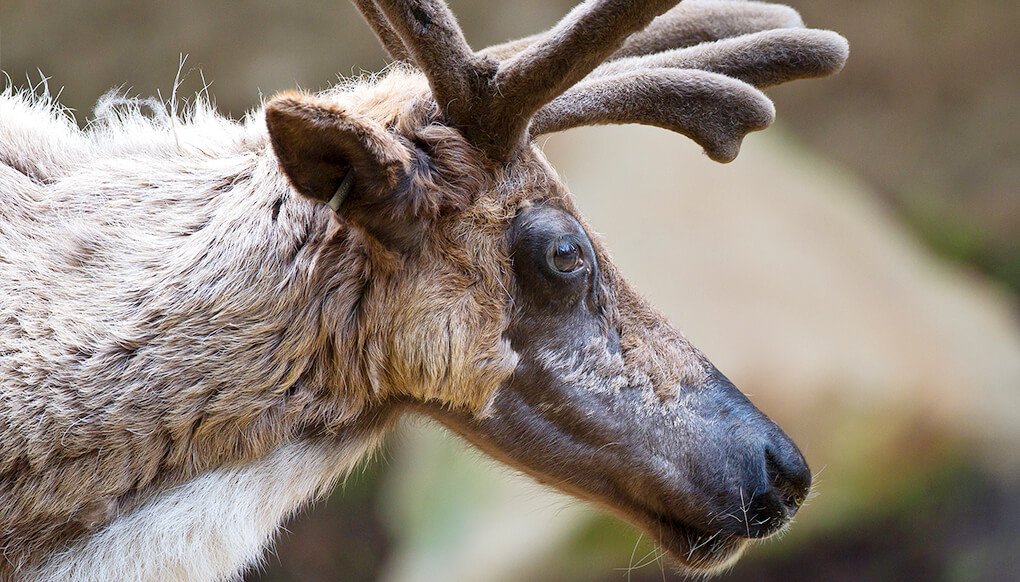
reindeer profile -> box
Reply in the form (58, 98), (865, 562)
(0, 1), (847, 580)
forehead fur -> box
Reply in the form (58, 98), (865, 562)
(349, 73), (712, 399)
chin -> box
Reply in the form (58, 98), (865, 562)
(642, 515), (752, 576)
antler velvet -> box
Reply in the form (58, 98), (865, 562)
(480, 0), (804, 61)
(350, 0), (411, 61)
(369, 0), (492, 129)
(589, 28), (850, 90)
(368, 0), (682, 160)
(351, 0), (848, 163)
(485, 0), (683, 158)
(530, 69), (776, 163)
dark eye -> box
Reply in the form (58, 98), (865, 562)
(546, 237), (584, 273)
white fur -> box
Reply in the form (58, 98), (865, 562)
(24, 435), (381, 582)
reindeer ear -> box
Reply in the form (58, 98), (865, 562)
(266, 92), (427, 248)
(265, 92), (411, 211)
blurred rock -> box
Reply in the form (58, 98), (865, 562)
(376, 421), (591, 582)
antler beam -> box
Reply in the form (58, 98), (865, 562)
(486, 0), (682, 156)
(370, 0), (495, 137)
(363, 0), (685, 160)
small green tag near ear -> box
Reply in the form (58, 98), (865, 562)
(327, 171), (355, 213)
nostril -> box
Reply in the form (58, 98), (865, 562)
(765, 445), (812, 512)
(736, 445), (811, 539)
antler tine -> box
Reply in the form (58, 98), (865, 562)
(590, 28), (850, 89)
(608, 0), (804, 61)
(370, 0), (496, 135)
(481, 0), (804, 61)
(351, 0), (411, 62)
(531, 69), (776, 163)
(487, 0), (682, 158)
(526, 4), (849, 163)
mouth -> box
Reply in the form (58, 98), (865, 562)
(640, 512), (750, 574)
(412, 368), (809, 575)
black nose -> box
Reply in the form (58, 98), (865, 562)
(744, 438), (811, 538)
(696, 370), (812, 539)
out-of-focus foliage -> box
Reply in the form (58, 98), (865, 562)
(2, 1), (1017, 581)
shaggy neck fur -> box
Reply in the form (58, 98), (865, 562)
(0, 78), (459, 578)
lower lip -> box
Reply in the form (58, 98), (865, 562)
(649, 513), (748, 572)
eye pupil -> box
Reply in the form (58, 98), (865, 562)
(551, 239), (583, 272)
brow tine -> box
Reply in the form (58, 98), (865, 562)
(592, 29), (849, 89)
(530, 68), (776, 163)
(350, 0), (411, 62)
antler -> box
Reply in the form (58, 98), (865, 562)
(350, 0), (410, 61)
(530, 25), (848, 161)
(351, 0), (848, 163)
(368, 0), (682, 161)
(531, 69), (776, 163)
(480, 0), (805, 61)
(588, 28), (850, 89)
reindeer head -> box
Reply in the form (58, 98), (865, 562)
(265, 0), (846, 573)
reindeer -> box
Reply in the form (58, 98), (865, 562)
(0, 0), (847, 579)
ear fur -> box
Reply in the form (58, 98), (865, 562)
(265, 92), (411, 206)
(266, 92), (436, 250)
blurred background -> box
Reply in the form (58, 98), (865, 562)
(2, 0), (1018, 580)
